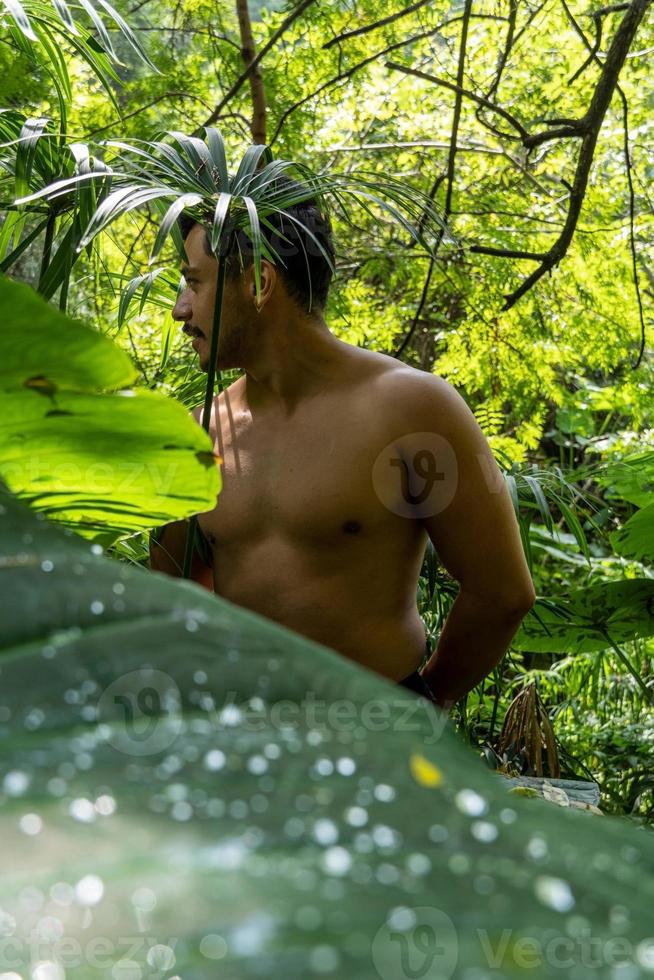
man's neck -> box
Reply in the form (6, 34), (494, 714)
(241, 314), (348, 415)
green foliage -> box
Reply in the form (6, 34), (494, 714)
(515, 582), (654, 658)
(1, 491), (654, 978)
(0, 276), (220, 540)
(1, 0), (653, 835)
(535, 639), (654, 821)
(1, 0), (157, 126)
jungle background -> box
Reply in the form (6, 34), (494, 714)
(2, 0), (653, 823)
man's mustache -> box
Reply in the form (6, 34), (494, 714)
(182, 324), (205, 339)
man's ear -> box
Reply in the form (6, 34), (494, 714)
(249, 259), (277, 310)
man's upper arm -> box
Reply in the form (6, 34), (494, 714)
(149, 519), (214, 590)
(395, 374), (535, 613)
(149, 403), (214, 590)
(150, 519), (188, 577)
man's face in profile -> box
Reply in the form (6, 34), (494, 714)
(172, 223), (246, 372)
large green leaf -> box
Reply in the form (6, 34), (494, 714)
(514, 580), (654, 653)
(601, 452), (654, 508)
(611, 502), (654, 562)
(0, 277), (220, 536)
(0, 492), (653, 979)
(0, 276), (134, 390)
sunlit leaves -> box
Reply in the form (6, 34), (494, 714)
(1, 0), (157, 72)
(612, 502), (654, 562)
(19, 125), (450, 318)
(0, 277), (220, 539)
(515, 580), (654, 655)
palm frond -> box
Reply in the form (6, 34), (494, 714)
(209, 191), (233, 255)
(116, 267), (169, 326)
(2, 0), (36, 38)
(14, 117), (53, 200)
(151, 193), (204, 262)
(16, 127), (457, 333)
(204, 128), (229, 190)
(1, 0), (158, 70)
(232, 143), (273, 197)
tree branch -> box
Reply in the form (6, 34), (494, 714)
(386, 61), (529, 140)
(323, 0), (436, 50)
(326, 138), (504, 156)
(393, 0), (473, 359)
(469, 246), (548, 260)
(199, 0), (318, 131)
(382, 1), (643, 316)
(593, 2), (630, 14)
(522, 123), (586, 148)
(501, 0), (652, 309)
(565, 0), (606, 85)
(619, 80), (647, 367)
(483, 0), (517, 101)
(235, 0), (267, 144)
(561, 0), (648, 366)
(269, 14), (507, 146)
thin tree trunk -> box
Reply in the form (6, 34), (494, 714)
(236, 0), (267, 144)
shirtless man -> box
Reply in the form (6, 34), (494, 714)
(150, 191), (535, 708)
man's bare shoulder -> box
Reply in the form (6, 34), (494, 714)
(357, 352), (466, 426)
(340, 344), (422, 385)
(191, 375), (244, 425)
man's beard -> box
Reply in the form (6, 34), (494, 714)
(203, 329), (241, 372)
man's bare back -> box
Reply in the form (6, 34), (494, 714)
(196, 345), (430, 681)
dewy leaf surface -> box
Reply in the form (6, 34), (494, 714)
(0, 492), (653, 979)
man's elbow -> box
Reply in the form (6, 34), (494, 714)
(465, 580), (535, 622)
(501, 580), (536, 620)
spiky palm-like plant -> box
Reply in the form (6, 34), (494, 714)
(1, 112), (112, 309)
(1, 0), (156, 309)
(18, 127), (451, 574)
(1, 0), (157, 125)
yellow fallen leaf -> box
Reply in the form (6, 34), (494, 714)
(410, 753), (443, 788)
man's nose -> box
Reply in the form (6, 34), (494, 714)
(172, 288), (192, 322)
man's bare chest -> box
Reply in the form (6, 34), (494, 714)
(199, 396), (397, 548)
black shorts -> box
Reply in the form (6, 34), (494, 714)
(398, 670), (438, 704)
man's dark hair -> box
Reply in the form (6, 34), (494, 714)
(178, 178), (335, 313)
